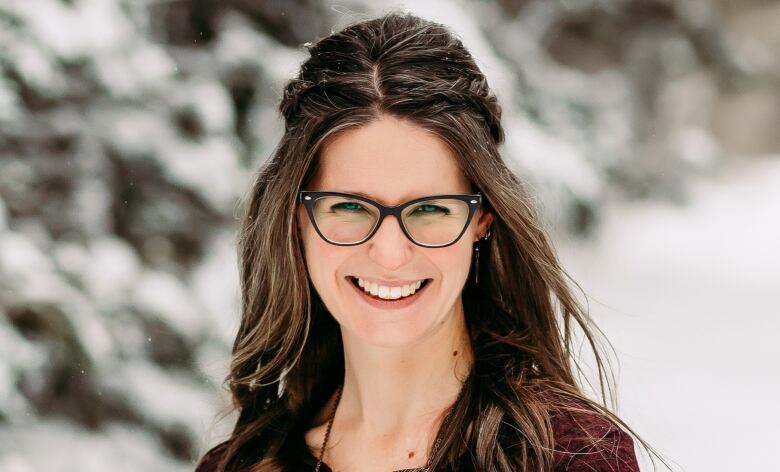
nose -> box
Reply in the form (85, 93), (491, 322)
(366, 214), (414, 270)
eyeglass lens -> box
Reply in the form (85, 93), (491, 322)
(311, 195), (471, 246)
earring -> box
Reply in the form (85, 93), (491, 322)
(474, 243), (480, 284)
(474, 227), (491, 284)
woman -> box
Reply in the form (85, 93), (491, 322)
(196, 11), (654, 472)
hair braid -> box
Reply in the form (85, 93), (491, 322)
(280, 78), (315, 130)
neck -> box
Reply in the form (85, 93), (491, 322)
(336, 302), (473, 437)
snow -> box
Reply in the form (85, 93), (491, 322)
(504, 112), (602, 201)
(93, 41), (178, 99)
(0, 231), (56, 290)
(72, 177), (113, 236)
(191, 231), (241, 345)
(557, 156), (780, 471)
(7, 0), (133, 61)
(0, 76), (22, 125)
(100, 359), (220, 440)
(214, 12), (306, 86)
(170, 80), (236, 136)
(0, 420), (191, 472)
(0, 233), (115, 362)
(131, 269), (206, 341)
(161, 136), (247, 213)
(0, 197), (8, 231)
(79, 237), (142, 313)
(101, 107), (245, 212)
(0, 323), (41, 423)
(102, 107), (170, 159)
(3, 38), (66, 98)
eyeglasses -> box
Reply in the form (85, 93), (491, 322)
(299, 190), (482, 248)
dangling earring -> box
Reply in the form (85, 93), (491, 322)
(474, 243), (480, 284)
(474, 228), (491, 285)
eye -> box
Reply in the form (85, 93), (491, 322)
(412, 204), (449, 215)
(331, 201), (366, 212)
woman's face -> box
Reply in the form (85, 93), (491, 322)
(297, 114), (493, 348)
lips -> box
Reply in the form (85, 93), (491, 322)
(346, 276), (432, 309)
(349, 276), (430, 297)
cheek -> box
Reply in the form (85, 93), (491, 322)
(298, 220), (350, 306)
(434, 241), (474, 282)
(298, 210), (327, 268)
(298, 211), (324, 276)
(302, 233), (335, 281)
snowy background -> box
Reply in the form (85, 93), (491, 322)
(0, 0), (778, 471)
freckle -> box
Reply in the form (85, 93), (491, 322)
(408, 451), (415, 458)
(452, 350), (458, 356)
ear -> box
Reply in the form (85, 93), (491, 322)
(475, 209), (494, 242)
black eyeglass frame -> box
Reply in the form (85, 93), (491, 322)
(299, 190), (483, 248)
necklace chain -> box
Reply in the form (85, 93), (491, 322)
(313, 376), (469, 472)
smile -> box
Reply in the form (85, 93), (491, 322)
(347, 276), (432, 309)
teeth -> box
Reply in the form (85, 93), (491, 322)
(354, 277), (427, 300)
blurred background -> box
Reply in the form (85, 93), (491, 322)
(0, 0), (778, 470)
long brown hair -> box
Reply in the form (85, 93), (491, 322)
(200, 11), (663, 472)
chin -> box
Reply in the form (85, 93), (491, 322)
(351, 327), (429, 348)
(339, 308), (445, 349)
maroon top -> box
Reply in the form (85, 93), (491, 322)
(195, 406), (640, 471)
(549, 406), (640, 471)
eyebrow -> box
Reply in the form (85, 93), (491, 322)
(332, 189), (432, 206)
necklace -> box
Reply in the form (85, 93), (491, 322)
(313, 375), (470, 472)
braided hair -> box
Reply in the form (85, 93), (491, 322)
(279, 14), (504, 145)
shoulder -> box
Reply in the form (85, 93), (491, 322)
(194, 440), (229, 472)
(549, 400), (641, 472)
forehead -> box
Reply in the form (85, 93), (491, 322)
(311, 115), (470, 205)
